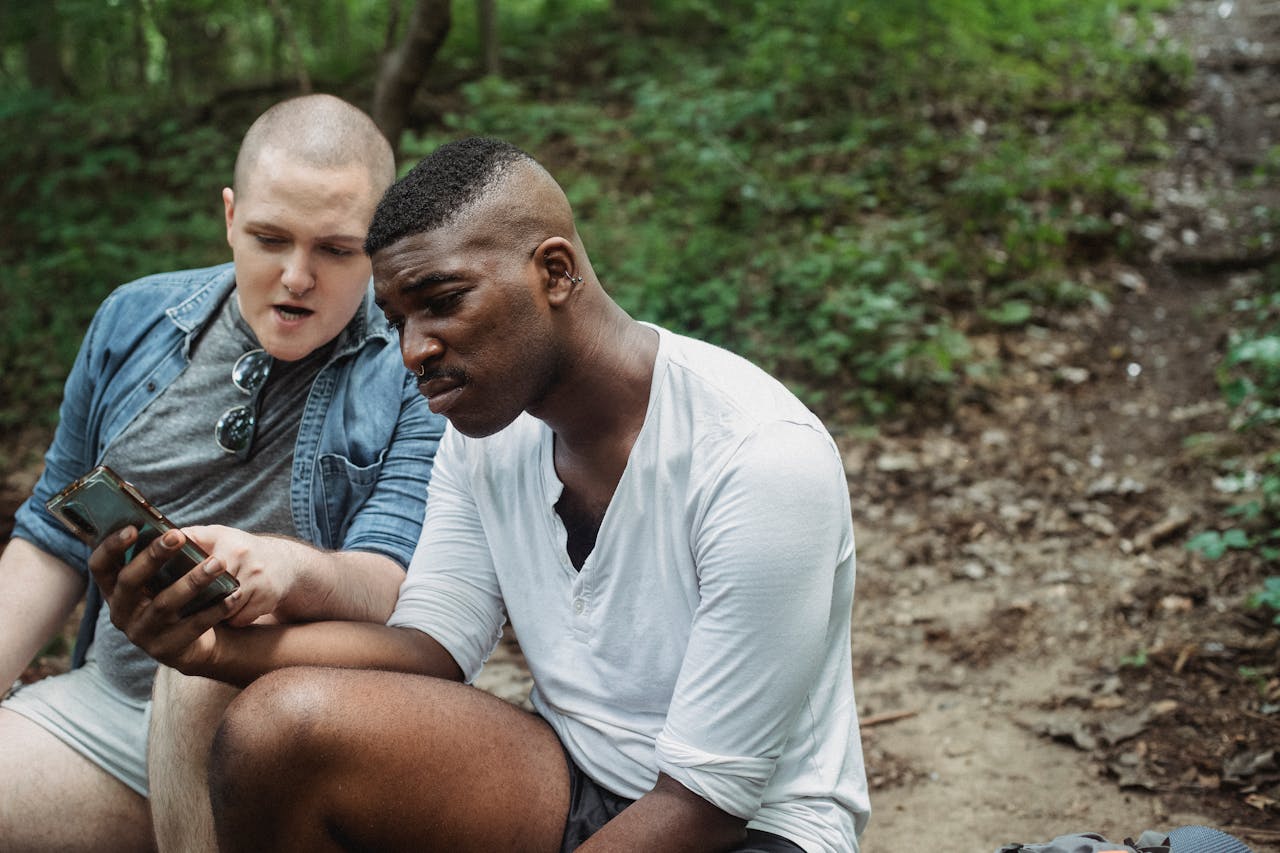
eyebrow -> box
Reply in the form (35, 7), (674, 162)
(243, 220), (365, 245)
(401, 272), (462, 292)
(374, 272), (461, 309)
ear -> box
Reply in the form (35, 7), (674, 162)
(532, 237), (579, 306)
(222, 187), (236, 248)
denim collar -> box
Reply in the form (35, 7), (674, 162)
(163, 263), (393, 364)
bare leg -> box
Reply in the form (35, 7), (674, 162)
(210, 667), (570, 853)
(0, 707), (156, 852)
(148, 667), (240, 853)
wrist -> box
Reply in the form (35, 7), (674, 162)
(269, 536), (329, 620)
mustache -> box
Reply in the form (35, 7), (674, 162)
(418, 366), (468, 385)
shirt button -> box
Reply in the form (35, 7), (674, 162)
(573, 597), (585, 615)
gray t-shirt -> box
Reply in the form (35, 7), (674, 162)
(92, 290), (333, 700)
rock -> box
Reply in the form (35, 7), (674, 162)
(1082, 512), (1119, 537)
(876, 452), (920, 473)
(1086, 474), (1147, 497)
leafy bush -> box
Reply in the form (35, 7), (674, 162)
(401, 0), (1187, 414)
(3, 0), (1192, 433)
(0, 91), (235, 434)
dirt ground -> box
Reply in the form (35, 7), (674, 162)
(843, 2), (1280, 849)
(3, 1), (1279, 851)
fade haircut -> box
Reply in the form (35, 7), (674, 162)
(234, 93), (396, 198)
(364, 137), (533, 256)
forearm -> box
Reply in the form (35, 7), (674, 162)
(274, 544), (404, 623)
(182, 527), (406, 626)
(190, 621), (462, 689)
(575, 774), (746, 853)
(0, 538), (86, 691)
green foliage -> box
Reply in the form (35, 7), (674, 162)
(403, 0), (1186, 413)
(1187, 527), (1253, 559)
(1120, 647), (1150, 668)
(0, 90), (232, 431)
(1193, 263), (1280, 620)
(0, 1), (398, 103)
(1248, 577), (1280, 625)
(1, 0), (1193, 431)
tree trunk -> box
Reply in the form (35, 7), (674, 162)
(131, 0), (149, 89)
(21, 3), (72, 97)
(477, 0), (500, 77)
(266, 0), (313, 94)
(372, 0), (452, 160)
(613, 0), (653, 34)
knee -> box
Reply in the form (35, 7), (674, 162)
(209, 668), (343, 796)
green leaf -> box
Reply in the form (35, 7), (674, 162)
(982, 300), (1034, 327)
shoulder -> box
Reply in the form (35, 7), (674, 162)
(93, 263), (234, 329)
(653, 325), (830, 443)
(107, 262), (233, 303)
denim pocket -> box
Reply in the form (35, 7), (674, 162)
(316, 449), (386, 546)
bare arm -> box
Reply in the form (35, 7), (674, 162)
(0, 538), (86, 692)
(272, 545), (403, 623)
(88, 526), (461, 688)
(575, 774), (746, 853)
(192, 619), (460, 688)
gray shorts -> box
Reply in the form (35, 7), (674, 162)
(557, 742), (803, 853)
(2, 660), (151, 796)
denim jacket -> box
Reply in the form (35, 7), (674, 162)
(12, 263), (445, 665)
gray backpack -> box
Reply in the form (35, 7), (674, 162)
(994, 826), (1253, 853)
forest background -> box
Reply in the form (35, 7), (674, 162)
(1, 0), (1209, 427)
(5, 0), (1277, 602)
(3, 0), (1280, 847)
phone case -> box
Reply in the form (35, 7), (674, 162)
(46, 464), (238, 617)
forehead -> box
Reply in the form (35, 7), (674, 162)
(371, 228), (457, 294)
(238, 147), (381, 224)
(372, 219), (511, 290)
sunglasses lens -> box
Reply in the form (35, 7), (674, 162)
(232, 349), (271, 395)
(216, 405), (256, 455)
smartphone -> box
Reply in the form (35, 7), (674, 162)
(46, 464), (238, 617)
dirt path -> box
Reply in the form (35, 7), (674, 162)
(847, 2), (1280, 849)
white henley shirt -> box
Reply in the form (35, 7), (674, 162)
(390, 324), (870, 852)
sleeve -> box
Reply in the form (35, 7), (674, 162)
(11, 291), (125, 575)
(338, 370), (446, 568)
(655, 419), (854, 818)
(387, 426), (506, 681)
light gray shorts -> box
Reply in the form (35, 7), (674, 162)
(2, 660), (151, 796)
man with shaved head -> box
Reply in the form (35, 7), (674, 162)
(95, 137), (870, 851)
(0, 94), (444, 851)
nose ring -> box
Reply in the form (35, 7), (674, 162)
(415, 363), (427, 378)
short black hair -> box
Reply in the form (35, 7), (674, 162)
(364, 136), (532, 256)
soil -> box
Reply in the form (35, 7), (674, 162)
(3, 1), (1279, 851)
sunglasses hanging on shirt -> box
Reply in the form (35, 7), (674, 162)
(215, 348), (272, 460)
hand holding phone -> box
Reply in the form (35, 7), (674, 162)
(46, 464), (240, 617)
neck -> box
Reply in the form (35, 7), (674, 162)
(533, 306), (658, 456)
